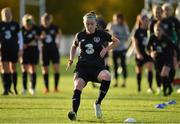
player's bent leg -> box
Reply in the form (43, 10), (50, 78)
(94, 70), (111, 119)
(68, 78), (85, 121)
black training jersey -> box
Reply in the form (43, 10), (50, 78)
(39, 24), (59, 48)
(160, 18), (173, 38)
(0, 21), (20, 49)
(22, 25), (40, 45)
(74, 30), (112, 68)
(149, 19), (157, 35)
(147, 34), (175, 62)
(134, 28), (148, 56)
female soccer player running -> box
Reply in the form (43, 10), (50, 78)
(21, 14), (40, 95)
(0, 8), (23, 95)
(132, 14), (154, 93)
(40, 13), (61, 93)
(66, 12), (120, 121)
(147, 21), (177, 96)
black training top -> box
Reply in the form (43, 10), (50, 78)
(134, 28), (148, 56)
(74, 30), (112, 68)
(39, 24), (59, 49)
(22, 25), (40, 45)
(0, 21), (20, 50)
(147, 34), (175, 62)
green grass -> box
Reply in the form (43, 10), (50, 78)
(0, 56), (180, 123)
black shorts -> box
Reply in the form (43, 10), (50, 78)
(135, 54), (153, 67)
(42, 47), (60, 66)
(22, 46), (39, 65)
(74, 64), (106, 83)
(1, 48), (18, 63)
(154, 58), (173, 73)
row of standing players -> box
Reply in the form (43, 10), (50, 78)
(93, 3), (180, 96)
(132, 4), (180, 96)
(0, 8), (61, 95)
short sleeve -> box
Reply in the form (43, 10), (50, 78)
(102, 31), (112, 42)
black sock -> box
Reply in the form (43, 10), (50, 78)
(169, 69), (175, 83)
(12, 72), (18, 93)
(43, 73), (49, 89)
(2, 73), (8, 94)
(156, 72), (161, 88)
(22, 72), (28, 90)
(72, 89), (82, 113)
(162, 76), (169, 96)
(54, 73), (60, 89)
(30, 73), (37, 89)
(96, 80), (111, 105)
(2, 73), (12, 93)
(137, 73), (142, 92)
(148, 71), (153, 89)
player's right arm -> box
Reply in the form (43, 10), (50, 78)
(66, 33), (79, 70)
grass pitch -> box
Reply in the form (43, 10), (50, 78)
(0, 56), (180, 123)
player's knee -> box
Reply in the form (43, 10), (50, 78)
(99, 70), (111, 81)
(74, 78), (85, 91)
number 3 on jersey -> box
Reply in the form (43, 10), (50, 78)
(85, 43), (94, 55)
(5, 30), (12, 40)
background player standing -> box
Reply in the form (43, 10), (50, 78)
(40, 13), (61, 93)
(0, 7), (23, 95)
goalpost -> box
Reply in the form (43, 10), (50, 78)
(19, 0), (46, 24)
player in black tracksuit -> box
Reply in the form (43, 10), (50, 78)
(133, 14), (154, 93)
(147, 21), (176, 96)
(40, 13), (61, 93)
(149, 5), (164, 93)
(21, 14), (40, 95)
(162, 3), (180, 85)
(0, 8), (23, 95)
(67, 12), (120, 121)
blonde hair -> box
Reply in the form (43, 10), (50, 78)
(83, 11), (97, 21)
(1, 7), (12, 21)
(41, 13), (53, 24)
(162, 3), (174, 16)
(152, 5), (162, 16)
(22, 14), (34, 26)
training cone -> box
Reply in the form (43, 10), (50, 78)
(123, 118), (137, 123)
(167, 100), (176, 105)
(155, 104), (165, 109)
